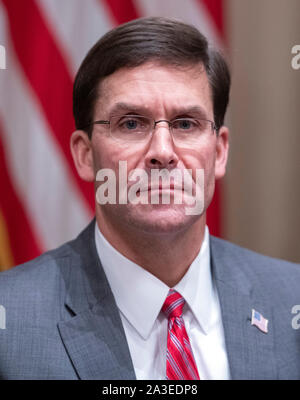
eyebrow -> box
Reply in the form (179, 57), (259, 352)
(173, 105), (209, 119)
(108, 102), (149, 117)
(108, 102), (210, 119)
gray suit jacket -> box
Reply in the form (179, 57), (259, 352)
(0, 219), (300, 380)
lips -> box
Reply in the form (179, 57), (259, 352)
(145, 183), (183, 191)
(127, 168), (197, 195)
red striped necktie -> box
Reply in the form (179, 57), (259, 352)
(162, 289), (200, 380)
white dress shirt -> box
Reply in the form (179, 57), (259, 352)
(95, 224), (231, 380)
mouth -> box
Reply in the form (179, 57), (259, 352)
(142, 183), (184, 192)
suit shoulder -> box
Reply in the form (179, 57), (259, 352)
(0, 240), (73, 296)
(210, 235), (300, 305)
(0, 241), (78, 330)
(0, 220), (94, 304)
(210, 235), (300, 276)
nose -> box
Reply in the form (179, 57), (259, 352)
(144, 121), (179, 170)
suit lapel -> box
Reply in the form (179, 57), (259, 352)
(58, 298), (136, 380)
(210, 237), (277, 379)
(57, 220), (136, 380)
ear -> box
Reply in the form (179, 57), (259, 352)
(70, 130), (95, 182)
(214, 126), (229, 180)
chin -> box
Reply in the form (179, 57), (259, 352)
(123, 204), (201, 235)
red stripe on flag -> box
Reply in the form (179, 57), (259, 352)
(207, 182), (221, 237)
(198, 0), (224, 37)
(2, 0), (94, 211)
(102, 0), (140, 25)
(196, 0), (225, 236)
(0, 129), (42, 266)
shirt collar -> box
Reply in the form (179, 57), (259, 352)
(95, 223), (214, 339)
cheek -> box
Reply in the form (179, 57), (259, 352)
(181, 140), (216, 182)
(92, 137), (146, 173)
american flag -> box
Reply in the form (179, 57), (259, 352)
(251, 309), (269, 333)
(0, 0), (225, 270)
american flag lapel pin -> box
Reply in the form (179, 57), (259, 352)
(251, 309), (268, 333)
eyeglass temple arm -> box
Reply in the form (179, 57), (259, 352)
(93, 120), (110, 125)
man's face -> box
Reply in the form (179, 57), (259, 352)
(76, 62), (229, 235)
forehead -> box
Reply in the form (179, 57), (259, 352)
(95, 62), (213, 118)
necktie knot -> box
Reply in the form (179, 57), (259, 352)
(162, 290), (185, 319)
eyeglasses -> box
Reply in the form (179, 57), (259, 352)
(89, 115), (217, 145)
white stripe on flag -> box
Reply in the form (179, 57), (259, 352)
(134, 0), (223, 49)
(38, 0), (114, 77)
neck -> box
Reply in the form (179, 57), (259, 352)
(95, 208), (206, 288)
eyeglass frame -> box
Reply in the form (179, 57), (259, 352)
(85, 115), (219, 139)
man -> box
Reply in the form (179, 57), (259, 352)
(0, 17), (299, 380)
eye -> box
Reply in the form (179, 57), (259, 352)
(118, 117), (140, 130)
(124, 119), (138, 130)
(180, 120), (191, 129)
(172, 118), (198, 131)
(117, 116), (149, 132)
